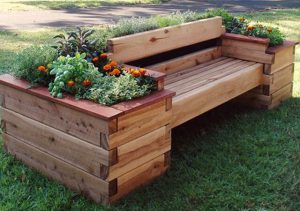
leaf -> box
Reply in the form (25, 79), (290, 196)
(83, 30), (95, 39)
(75, 53), (81, 59)
(80, 53), (87, 59)
(50, 68), (58, 75)
(53, 34), (66, 39)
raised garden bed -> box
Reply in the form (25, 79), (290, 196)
(0, 14), (298, 204)
(0, 69), (174, 204)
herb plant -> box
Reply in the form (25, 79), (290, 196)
(49, 53), (99, 98)
(12, 45), (58, 85)
(53, 27), (100, 60)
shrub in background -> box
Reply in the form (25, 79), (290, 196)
(110, 17), (159, 37)
(13, 45), (58, 85)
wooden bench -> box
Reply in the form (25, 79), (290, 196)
(108, 16), (282, 128)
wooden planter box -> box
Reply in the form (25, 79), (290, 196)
(0, 67), (175, 204)
(221, 33), (298, 109)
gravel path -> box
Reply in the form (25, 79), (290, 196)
(0, 0), (299, 29)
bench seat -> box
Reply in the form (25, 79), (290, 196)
(167, 57), (264, 127)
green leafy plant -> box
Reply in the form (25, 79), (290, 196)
(84, 73), (152, 105)
(153, 11), (202, 28)
(53, 27), (99, 60)
(204, 8), (285, 46)
(49, 53), (99, 98)
(12, 45), (58, 85)
(110, 17), (159, 37)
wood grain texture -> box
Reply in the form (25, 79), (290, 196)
(1, 85), (109, 146)
(264, 45), (295, 74)
(109, 100), (172, 149)
(146, 46), (222, 74)
(171, 63), (263, 127)
(266, 40), (299, 54)
(3, 133), (109, 203)
(108, 126), (171, 181)
(109, 154), (168, 203)
(221, 45), (274, 64)
(222, 38), (268, 51)
(112, 90), (175, 115)
(168, 61), (257, 96)
(237, 83), (292, 109)
(108, 17), (224, 63)
(262, 64), (294, 95)
(2, 107), (109, 177)
(222, 33), (270, 45)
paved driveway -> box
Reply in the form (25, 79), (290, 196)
(0, 0), (299, 29)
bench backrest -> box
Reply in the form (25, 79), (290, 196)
(108, 16), (224, 63)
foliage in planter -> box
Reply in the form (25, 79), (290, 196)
(205, 8), (285, 46)
(48, 53), (155, 105)
(12, 45), (58, 85)
(110, 9), (285, 47)
(83, 72), (153, 106)
(53, 27), (102, 61)
(110, 17), (159, 38)
(152, 11), (203, 27)
(48, 53), (99, 98)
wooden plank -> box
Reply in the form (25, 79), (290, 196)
(266, 40), (299, 54)
(117, 100), (165, 130)
(0, 74), (122, 120)
(263, 64), (294, 95)
(222, 38), (268, 51)
(109, 99), (172, 149)
(222, 46), (274, 64)
(222, 33), (270, 45)
(108, 126), (171, 181)
(108, 17), (224, 63)
(165, 57), (234, 84)
(146, 46), (222, 74)
(2, 107), (110, 177)
(2, 85), (110, 146)
(3, 133), (109, 203)
(112, 90), (175, 115)
(109, 154), (168, 203)
(172, 63), (263, 127)
(109, 109), (171, 149)
(238, 83), (292, 109)
(264, 45), (295, 74)
(173, 61), (256, 96)
(166, 59), (245, 89)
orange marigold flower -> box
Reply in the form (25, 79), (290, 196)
(100, 53), (107, 59)
(82, 79), (91, 86)
(239, 17), (245, 22)
(247, 25), (255, 31)
(132, 70), (141, 78)
(103, 64), (112, 71)
(139, 68), (146, 76)
(67, 80), (75, 87)
(109, 61), (118, 67)
(109, 69), (121, 76)
(267, 27), (273, 33)
(92, 57), (99, 63)
(37, 65), (46, 72)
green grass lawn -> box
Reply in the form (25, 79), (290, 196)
(1, 9), (300, 210)
(0, 0), (168, 11)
